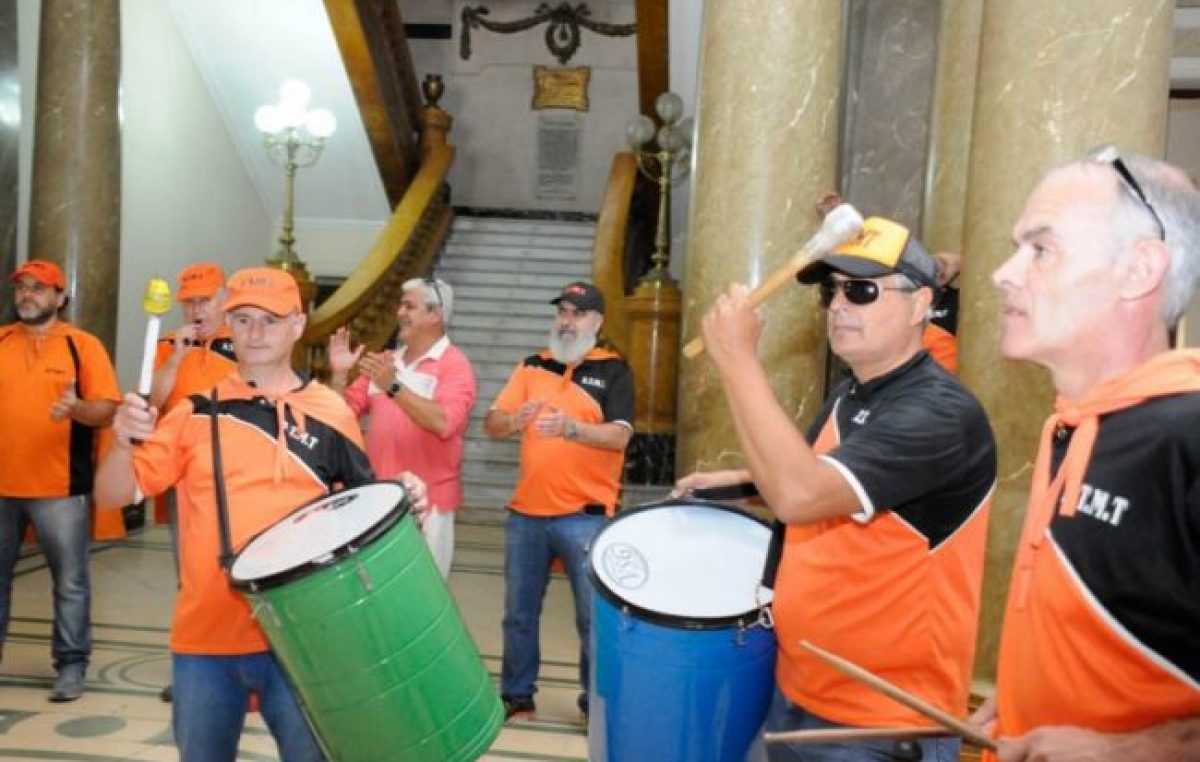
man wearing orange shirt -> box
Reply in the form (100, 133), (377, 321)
(150, 262), (237, 413)
(0, 260), (120, 702)
(97, 268), (427, 761)
(484, 281), (634, 721)
(149, 262), (237, 703)
(973, 150), (1200, 761)
(677, 219), (996, 761)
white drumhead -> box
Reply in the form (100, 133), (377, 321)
(230, 482), (406, 583)
(590, 502), (773, 620)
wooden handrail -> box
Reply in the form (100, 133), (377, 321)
(305, 145), (454, 342)
(591, 151), (638, 354)
(299, 145), (454, 375)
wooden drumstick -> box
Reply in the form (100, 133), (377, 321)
(681, 203), (863, 360)
(800, 640), (997, 751)
(765, 727), (948, 744)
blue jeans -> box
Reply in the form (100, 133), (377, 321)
(501, 509), (605, 699)
(173, 652), (325, 762)
(763, 688), (960, 762)
(0, 495), (92, 669)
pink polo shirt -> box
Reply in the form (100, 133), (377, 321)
(344, 337), (477, 512)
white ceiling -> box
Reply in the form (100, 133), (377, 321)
(164, 0), (391, 229)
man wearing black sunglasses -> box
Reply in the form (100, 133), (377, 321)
(676, 216), (997, 762)
(972, 150), (1200, 762)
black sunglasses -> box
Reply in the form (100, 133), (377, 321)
(1088, 145), (1166, 241)
(818, 278), (917, 308)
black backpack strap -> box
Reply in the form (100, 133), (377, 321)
(209, 386), (235, 571)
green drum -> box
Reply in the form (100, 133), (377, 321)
(229, 481), (502, 761)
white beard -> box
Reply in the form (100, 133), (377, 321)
(549, 327), (596, 365)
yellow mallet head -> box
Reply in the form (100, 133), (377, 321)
(142, 277), (173, 316)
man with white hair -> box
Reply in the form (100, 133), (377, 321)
(329, 276), (476, 578)
(974, 148), (1200, 760)
(484, 280), (634, 721)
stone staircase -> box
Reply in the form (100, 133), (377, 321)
(438, 214), (598, 525)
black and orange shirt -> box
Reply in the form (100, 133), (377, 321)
(0, 322), (121, 497)
(154, 326), (238, 412)
(132, 374), (373, 655)
(492, 347), (633, 516)
(774, 351), (996, 727)
(994, 393), (1200, 739)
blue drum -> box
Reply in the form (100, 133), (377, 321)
(588, 500), (776, 762)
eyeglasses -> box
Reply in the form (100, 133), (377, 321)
(424, 277), (444, 310)
(818, 278), (917, 308)
(1088, 145), (1165, 241)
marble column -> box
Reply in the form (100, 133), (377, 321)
(0, 0), (15, 322)
(921, 0), (984, 254)
(28, 0), (121, 348)
(676, 0), (843, 473)
(839, 0), (940, 232)
(958, 0), (1173, 683)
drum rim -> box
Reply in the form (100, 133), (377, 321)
(229, 480), (412, 591)
(588, 498), (771, 631)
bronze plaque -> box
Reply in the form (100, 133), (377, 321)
(532, 65), (591, 111)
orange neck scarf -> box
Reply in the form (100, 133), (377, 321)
(1015, 349), (1200, 608)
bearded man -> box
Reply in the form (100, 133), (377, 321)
(483, 280), (634, 722)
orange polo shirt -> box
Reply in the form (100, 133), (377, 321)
(0, 321), (120, 497)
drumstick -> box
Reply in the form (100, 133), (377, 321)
(800, 640), (997, 751)
(681, 203), (863, 360)
(764, 727), (948, 744)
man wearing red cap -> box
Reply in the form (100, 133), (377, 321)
(97, 267), (428, 760)
(0, 259), (121, 702)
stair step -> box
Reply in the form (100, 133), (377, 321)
(438, 258), (590, 277)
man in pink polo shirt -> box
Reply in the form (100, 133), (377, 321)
(329, 277), (477, 577)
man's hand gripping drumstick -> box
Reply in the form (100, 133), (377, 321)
(682, 203), (864, 359)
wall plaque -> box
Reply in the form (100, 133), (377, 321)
(532, 65), (591, 111)
(535, 112), (582, 199)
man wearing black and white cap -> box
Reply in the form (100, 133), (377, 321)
(677, 218), (998, 761)
(484, 280), (634, 722)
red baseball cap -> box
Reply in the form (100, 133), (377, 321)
(9, 260), (66, 291)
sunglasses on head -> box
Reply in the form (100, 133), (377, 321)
(1087, 145), (1166, 241)
(818, 278), (917, 308)
(424, 277), (444, 309)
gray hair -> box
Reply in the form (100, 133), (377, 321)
(402, 277), (454, 324)
(1092, 155), (1200, 326)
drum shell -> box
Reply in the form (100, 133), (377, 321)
(587, 501), (777, 761)
(242, 509), (502, 762)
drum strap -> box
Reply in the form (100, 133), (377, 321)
(762, 520), (784, 590)
(209, 385), (236, 571)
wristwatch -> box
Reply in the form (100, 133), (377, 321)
(387, 380), (403, 398)
(563, 418), (579, 441)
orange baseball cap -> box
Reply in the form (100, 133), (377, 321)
(222, 267), (301, 316)
(9, 260), (66, 290)
(176, 262), (225, 300)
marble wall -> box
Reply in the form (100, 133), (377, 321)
(839, 0), (940, 233)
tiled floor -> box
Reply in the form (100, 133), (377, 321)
(0, 521), (588, 761)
